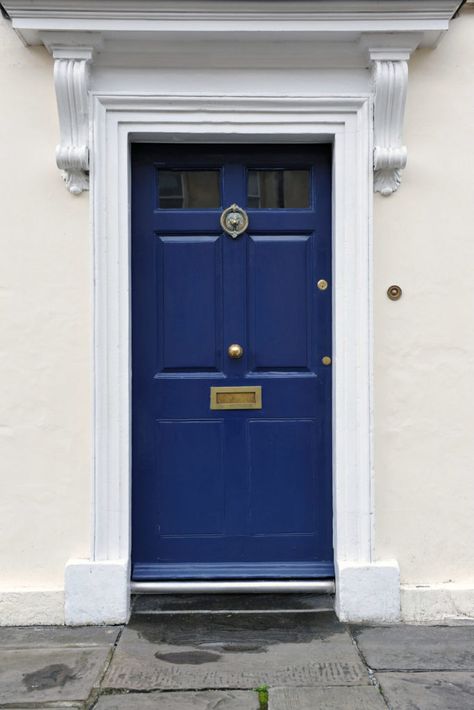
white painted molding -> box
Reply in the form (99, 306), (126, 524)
(65, 559), (130, 625)
(4, 1), (460, 198)
(3, 1), (459, 50)
(52, 47), (93, 195)
(1, 0), (462, 21)
(336, 560), (401, 623)
(371, 54), (409, 196)
(84, 91), (380, 624)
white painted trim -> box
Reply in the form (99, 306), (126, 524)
(336, 560), (400, 623)
(60, 91), (401, 625)
(64, 559), (129, 625)
(371, 55), (409, 195)
(52, 46), (94, 195)
(3, 0), (459, 50)
(3, 0), (461, 20)
(4, 7), (451, 195)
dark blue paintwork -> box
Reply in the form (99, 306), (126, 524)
(132, 144), (333, 580)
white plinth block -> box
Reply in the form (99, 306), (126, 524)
(336, 560), (400, 623)
(65, 559), (129, 625)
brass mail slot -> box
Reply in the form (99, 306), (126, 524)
(210, 386), (262, 410)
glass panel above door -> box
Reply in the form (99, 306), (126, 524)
(247, 169), (310, 208)
(158, 170), (221, 208)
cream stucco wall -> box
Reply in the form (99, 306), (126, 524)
(1, 6), (474, 624)
(0, 18), (90, 623)
(374, 6), (474, 617)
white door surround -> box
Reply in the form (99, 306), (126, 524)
(1, 0), (461, 625)
(67, 93), (399, 625)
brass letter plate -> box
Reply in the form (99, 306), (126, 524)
(210, 386), (262, 410)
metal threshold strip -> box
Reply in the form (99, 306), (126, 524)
(131, 580), (335, 594)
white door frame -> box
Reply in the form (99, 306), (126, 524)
(64, 93), (400, 625)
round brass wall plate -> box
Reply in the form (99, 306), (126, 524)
(387, 284), (402, 301)
(317, 279), (329, 291)
(220, 204), (249, 239)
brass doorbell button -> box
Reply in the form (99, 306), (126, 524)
(387, 285), (402, 301)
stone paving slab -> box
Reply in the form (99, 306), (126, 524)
(377, 671), (474, 709)
(95, 690), (259, 709)
(103, 612), (367, 690)
(0, 647), (111, 705)
(0, 625), (120, 649)
(353, 626), (474, 670)
(270, 685), (387, 709)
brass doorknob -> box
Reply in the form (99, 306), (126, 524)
(228, 344), (244, 359)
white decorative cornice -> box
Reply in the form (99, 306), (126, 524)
(52, 47), (93, 195)
(3, 1), (460, 48)
(370, 53), (410, 196)
(1, 1), (461, 21)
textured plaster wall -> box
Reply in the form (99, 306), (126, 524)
(374, 7), (474, 588)
(0, 17), (91, 612)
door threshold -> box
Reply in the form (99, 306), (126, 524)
(130, 579), (335, 595)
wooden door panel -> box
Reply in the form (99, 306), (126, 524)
(156, 236), (223, 373)
(248, 235), (311, 371)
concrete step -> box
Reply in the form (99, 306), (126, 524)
(132, 592), (334, 615)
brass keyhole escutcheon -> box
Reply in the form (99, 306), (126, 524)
(322, 356), (332, 366)
(387, 285), (402, 301)
(317, 279), (329, 291)
(228, 343), (244, 359)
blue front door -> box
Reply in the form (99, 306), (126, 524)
(131, 144), (333, 580)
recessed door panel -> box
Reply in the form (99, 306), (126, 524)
(248, 235), (311, 371)
(156, 236), (222, 373)
(155, 420), (224, 535)
(248, 419), (318, 535)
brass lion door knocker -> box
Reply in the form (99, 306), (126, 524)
(220, 204), (249, 239)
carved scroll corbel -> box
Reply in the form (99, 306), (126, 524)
(371, 56), (409, 196)
(53, 48), (93, 195)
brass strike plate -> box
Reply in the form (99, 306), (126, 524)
(210, 386), (262, 410)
